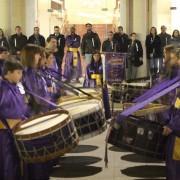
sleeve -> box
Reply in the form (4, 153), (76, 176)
(96, 33), (101, 51)
(138, 41), (143, 58)
(61, 35), (66, 49)
(81, 35), (86, 55)
(9, 35), (16, 54)
(102, 41), (106, 52)
(42, 36), (46, 47)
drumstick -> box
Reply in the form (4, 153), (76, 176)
(42, 71), (95, 98)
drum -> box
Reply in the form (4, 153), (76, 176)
(59, 98), (107, 140)
(111, 82), (149, 103)
(108, 116), (167, 159)
(14, 109), (79, 163)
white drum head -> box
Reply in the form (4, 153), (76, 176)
(15, 113), (68, 136)
(60, 99), (103, 119)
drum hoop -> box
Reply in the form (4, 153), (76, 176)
(14, 109), (71, 140)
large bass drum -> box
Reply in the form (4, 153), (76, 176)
(108, 116), (167, 159)
(59, 97), (107, 140)
(14, 109), (79, 163)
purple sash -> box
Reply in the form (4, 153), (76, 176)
(116, 79), (180, 124)
(133, 76), (180, 103)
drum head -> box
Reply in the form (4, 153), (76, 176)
(15, 111), (69, 136)
(60, 99), (103, 120)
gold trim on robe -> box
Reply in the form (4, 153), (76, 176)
(0, 119), (21, 129)
(91, 74), (102, 86)
(173, 137), (180, 160)
(67, 47), (79, 67)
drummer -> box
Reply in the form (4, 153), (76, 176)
(39, 48), (61, 103)
(21, 44), (55, 115)
(0, 60), (28, 180)
(83, 50), (103, 88)
(161, 46), (180, 180)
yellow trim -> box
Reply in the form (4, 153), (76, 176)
(173, 137), (180, 160)
(91, 74), (102, 86)
(67, 48), (79, 67)
(67, 47), (79, 52)
(0, 119), (21, 129)
(175, 98), (180, 109)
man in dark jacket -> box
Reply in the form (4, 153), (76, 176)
(48, 26), (65, 70)
(113, 26), (129, 53)
(102, 31), (115, 52)
(81, 23), (101, 67)
(127, 32), (143, 80)
(28, 27), (46, 47)
(9, 26), (27, 55)
(158, 25), (171, 58)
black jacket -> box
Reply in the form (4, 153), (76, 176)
(128, 39), (143, 66)
(28, 34), (46, 47)
(49, 33), (65, 59)
(81, 31), (101, 55)
(102, 39), (115, 52)
(113, 33), (129, 53)
(145, 34), (161, 59)
(9, 33), (27, 55)
(0, 37), (9, 50)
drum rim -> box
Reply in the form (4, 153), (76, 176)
(14, 109), (71, 140)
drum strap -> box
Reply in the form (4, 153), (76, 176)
(133, 76), (180, 103)
(116, 79), (180, 123)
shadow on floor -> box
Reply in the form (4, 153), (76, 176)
(109, 145), (130, 152)
(59, 156), (102, 166)
(121, 153), (164, 163)
(121, 165), (165, 178)
(71, 145), (99, 153)
(51, 166), (102, 178)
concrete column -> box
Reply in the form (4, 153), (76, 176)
(0, 0), (10, 34)
(25, 0), (38, 37)
(132, 0), (149, 77)
(9, 0), (26, 34)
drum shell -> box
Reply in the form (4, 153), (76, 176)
(14, 110), (79, 163)
(108, 116), (167, 159)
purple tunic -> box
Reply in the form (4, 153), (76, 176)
(165, 103), (180, 180)
(23, 68), (54, 114)
(83, 62), (103, 88)
(64, 34), (82, 80)
(0, 79), (28, 180)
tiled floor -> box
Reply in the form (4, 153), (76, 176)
(50, 130), (166, 180)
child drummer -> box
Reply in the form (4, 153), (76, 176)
(83, 50), (103, 88)
(0, 60), (28, 180)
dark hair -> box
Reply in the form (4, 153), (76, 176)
(85, 23), (92, 27)
(0, 28), (5, 37)
(108, 31), (113, 34)
(54, 26), (59, 29)
(0, 46), (8, 54)
(15, 26), (21, 29)
(150, 27), (157, 35)
(3, 60), (23, 75)
(90, 50), (102, 68)
(118, 26), (123, 30)
(20, 44), (42, 68)
(172, 29), (180, 38)
(130, 32), (136, 36)
(34, 27), (39, 30)
(47, 35), (57, 43)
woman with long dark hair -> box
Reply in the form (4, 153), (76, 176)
(83, 50), (103, 88)
(0, 28), (9, 49)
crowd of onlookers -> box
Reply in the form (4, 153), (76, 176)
(0, 23), (180, 80)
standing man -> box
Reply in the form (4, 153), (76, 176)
(102, 31), (115, 52)
(9, 26), (27, 55)
(113, 26), (129, 53)
(28, 27), (46, 47)
(81, 23), (101, 67)
(158, 25), (171, 72)
(49, 26), (65, 71)
(64, 26), (82, 82)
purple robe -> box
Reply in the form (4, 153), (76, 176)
(0, 79), (28, 180)
(165, 104), (180, 180)
(22, 68), (54, 114)
(83, 62), (103, 88)
(39, 67), (61, 102)
(64, 34), (82, 80)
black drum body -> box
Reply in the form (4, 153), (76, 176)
(108, 116), (167, 159)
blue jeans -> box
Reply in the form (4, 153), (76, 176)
(149, 58), (163, 75)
